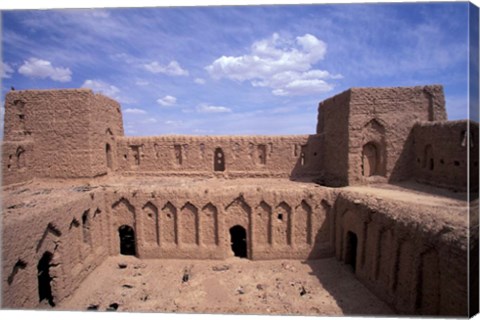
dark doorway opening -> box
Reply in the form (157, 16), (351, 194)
(230, 225), (247, 258)
(37, 251), (55, 307)
(345, 231), (358, 272)
(106, 143), (112, 169)
(214, 147), (225, 172)
(119, 225), (136, 256)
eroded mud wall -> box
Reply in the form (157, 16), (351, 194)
(1, 90), (124, 185)
(412, 120), (478, 191)
(332, 193), (468, 316)
(316, 90), (350, 186)
(115, 135), (322, 178)
(88, 94), (124, 176)
(104, 186), (334, 260)
(316, 85), (447, 187)
(1, 190), (109, 309)
(346, 85), (446, 185)
(1, 141), (34, 185)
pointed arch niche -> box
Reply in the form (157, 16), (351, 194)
(360, 118), (387, 178)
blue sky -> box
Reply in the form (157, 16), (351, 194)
(0, 3), (472, 136)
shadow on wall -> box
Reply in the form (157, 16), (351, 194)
(388, 129), (414, 184)
(302, 215), (392, 316)
(389, 127), (472, 201)
(289, 135), (324, 182)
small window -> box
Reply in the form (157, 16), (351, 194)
(461, 130), (467, 147)
(174, 144), (183, 165)
(214, 147), (225, 171)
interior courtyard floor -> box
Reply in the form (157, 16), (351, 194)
(57, 255), (394, 316)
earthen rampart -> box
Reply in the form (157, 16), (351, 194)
(115, 135), (322, 178)
(412, 120), (479, 191)
(1, 85), (476, 316)
(2, 89), (123, 185)
(1, 181), (469, 315)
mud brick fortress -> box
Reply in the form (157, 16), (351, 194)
(1, 85), (478, 316)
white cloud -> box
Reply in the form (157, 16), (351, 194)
(1, 62), (14, 78)
(81, 79), (135, 104)
(123, 108), (147, 115)
(165, 120), (182, 126)
(142, 117), (157, 124)
(206, 33), (340, 96)
(194, 78), (206, 85)
(81, 79), (120, 98)
(144, 60), (189, 76)
(196, 103), (232, 114)
(18, 57), (71, 82)
(157, 95), (177, 106)
(135, 79), (149, 86)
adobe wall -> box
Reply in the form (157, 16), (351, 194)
(87, 94), (124, 176)
(1, 89), (123, 185)
(2, 189), (109, 309)
(347, 85), (446, 185)
(316, 90), (350, 186)
(412, 120), (478, 192)
(2, 182), (470, 316)
(104, 184), (335, 260)
(115, 135), (322, 178)
(333, 192), (468, 316)
(1, 141), (34, 185)
(317, 85), (447, 187)
(1, 182), (336, 309)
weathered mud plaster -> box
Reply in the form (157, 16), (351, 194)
(1, 85), (477, 316)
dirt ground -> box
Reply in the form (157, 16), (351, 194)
(57, 256), (393, 316)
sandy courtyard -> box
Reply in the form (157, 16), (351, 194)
(57, 256), (393, 316)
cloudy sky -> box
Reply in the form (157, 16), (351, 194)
(0, 2), (472, 136)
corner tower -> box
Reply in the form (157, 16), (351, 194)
(317, 85), (446, 186)
(2, 89), (124, 185)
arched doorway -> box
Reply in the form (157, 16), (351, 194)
(106, 143), (112, 169)
(362, 142), (378, 177)
(229, 225), (247, 258)
(37, 251), (55, 307)
(118, 225), (136, 256)
(214, 147), (225, 172)
(345, 231), (358, 272)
